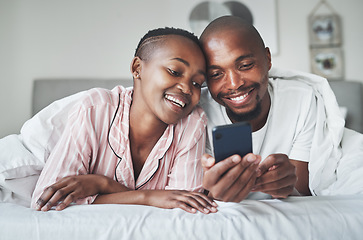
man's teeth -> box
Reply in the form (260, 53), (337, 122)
(165, 95), (186, 108)
(230, 92), (249, 101)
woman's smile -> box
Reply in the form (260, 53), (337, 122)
(164, 93), (190, 113)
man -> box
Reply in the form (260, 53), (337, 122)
(199, 16), (314, 202)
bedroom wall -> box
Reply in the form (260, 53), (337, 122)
(1, 0), (362, 138)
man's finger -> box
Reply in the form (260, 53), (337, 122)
(201, 154), (215, 171)
(257, 154), (286, 177)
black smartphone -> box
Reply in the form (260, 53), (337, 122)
(212, 122), (253, 163)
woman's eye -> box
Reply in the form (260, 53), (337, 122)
(168, 68), (181, 77)
(192, 81), (202, 89)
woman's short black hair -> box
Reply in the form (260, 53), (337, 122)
(134, 27), (201, 61)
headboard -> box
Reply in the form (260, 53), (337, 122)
(31, 78), (363, 133)
(32, 79), (133, 115)
(329, 80), (363, 133)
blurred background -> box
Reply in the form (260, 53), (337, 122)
(1, 0), (362, 138)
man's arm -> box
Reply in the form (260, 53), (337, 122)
(290, 159), (311, 195)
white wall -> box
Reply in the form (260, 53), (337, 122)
(1, 0), (362, 138)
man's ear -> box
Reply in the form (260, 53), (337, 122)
(265, 47), (272, 70)
(130, 56), (142, 79)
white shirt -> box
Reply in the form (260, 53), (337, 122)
(200, 78), (317, 162)
(199, 78), (317, 199)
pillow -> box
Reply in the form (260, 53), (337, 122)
(0, 135), (43, 207)
(0, 175), (39, 207)
(0, 91), (85, 206)
(21, 91), (86, 162)
(0, 134), (43, 179)
(339, 106), (348, 119)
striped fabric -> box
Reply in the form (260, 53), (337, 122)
(31, 86), (207, 208)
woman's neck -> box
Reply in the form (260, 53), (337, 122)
(128, 95), (168, 180)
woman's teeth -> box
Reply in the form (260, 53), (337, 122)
(165, 95), (186, 108)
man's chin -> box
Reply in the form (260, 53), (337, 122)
(226, 103), (262, 122)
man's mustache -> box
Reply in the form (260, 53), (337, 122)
(217, 82), (260, 99)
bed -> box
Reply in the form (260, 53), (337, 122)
(1, 68), (363, 240)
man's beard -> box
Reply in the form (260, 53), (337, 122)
(226, 101), (262, 123)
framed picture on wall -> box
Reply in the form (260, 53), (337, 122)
(309, 14), (341, 46)
(310, 47), (343, 80)
(169, 0), (279, 55)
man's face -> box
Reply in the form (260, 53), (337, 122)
(202, 29), (272, 123)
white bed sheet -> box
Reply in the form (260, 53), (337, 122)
(1, 195), (363, 240)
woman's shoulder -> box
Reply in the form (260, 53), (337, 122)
(75, 85), (132, 110)
(175, 106), (207, 133)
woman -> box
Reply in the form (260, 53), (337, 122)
(31, 27), (217, 214)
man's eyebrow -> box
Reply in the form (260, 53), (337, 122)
(235, 54), (254, 63)
(207, 54), (255, 70)
(170, 57), (189, 67)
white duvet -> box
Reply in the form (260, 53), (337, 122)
(1, 195), (363, 240)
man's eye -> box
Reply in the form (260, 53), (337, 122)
(168, 68), (181, 77)
(209, 72), (222, 79)
(238, 63), (253, 70)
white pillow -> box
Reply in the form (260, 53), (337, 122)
(339, 106), (348, 119)
(0, 135), (43, 207)
(0, 91), (85, 205)
(21, 91), (86, 162)
(0, 175), (39, 207)
(0, 134), (43, 179)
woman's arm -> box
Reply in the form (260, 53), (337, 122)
(94, 189), (217, 214)
(166, 109), (207, 192)
(35, 174), (129, 211)
(32, 98), (120, 210)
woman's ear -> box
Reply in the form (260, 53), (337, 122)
(130, 56), (142, 80)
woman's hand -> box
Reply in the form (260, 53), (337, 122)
(35, 174), (126, 211)
(143, 190), (218, 214)
(94, 189), (217, 214)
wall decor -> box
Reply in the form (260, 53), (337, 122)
(310, 47), (343, 79)
(308, 0), (344, 80)
(309, 14), (341, 47)
(169, 0), (278, 55)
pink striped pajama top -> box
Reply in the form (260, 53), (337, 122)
(31, 86), (207, 208)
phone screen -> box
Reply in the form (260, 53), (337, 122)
(212, 122), (252, 163)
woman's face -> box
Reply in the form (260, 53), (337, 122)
(133, 35), (206, 125)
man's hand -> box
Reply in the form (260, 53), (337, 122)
(253, 154), (297, 198)
(201, 153), (261, 202)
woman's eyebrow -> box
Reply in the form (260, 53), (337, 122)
(170, 57), (189, 67)
(170, 57), (206, 78)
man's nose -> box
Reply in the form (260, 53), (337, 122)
(226, 70), (244, 90)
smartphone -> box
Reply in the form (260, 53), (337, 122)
(212, 122), (252, 163)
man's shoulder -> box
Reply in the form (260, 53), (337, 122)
(269, 77), (315, 96)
